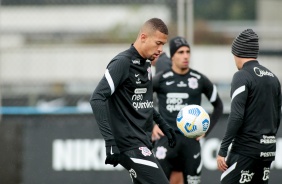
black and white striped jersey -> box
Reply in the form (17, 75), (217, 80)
(153, 68), (223, 135)
(90, 45), (166, 152)
(219, 60), (281, 161)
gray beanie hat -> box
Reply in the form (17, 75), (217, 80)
(169, 36), (190, 58)
(231, 29), (259, 58)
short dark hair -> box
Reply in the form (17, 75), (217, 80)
(145, 18), (168, 35)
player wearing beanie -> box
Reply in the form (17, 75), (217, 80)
(217, 29), (281, 184)
(231, 29), (259, 59)
(152, 36), (223, 184)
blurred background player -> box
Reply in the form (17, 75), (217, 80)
(152, 36), (223, 184)
(217, 29), (281, 184)
(90, 18), (176, 184)
(155, 52), (172, 74)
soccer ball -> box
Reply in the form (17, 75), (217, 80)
(176, 105), (210, 138)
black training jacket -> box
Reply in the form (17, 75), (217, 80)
(90, 45), (167, 152)
(219, 60), (281, 161)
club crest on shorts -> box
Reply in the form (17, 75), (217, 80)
(139, 147), (152, 156)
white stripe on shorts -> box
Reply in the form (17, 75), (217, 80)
(221, 162), (237, 181)
(130, 158), (158, 168)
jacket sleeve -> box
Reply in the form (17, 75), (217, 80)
(153, 108), (169, 127)
(218, 71), (248, 157)
(89, 57), (129, 145)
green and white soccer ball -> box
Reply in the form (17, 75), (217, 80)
(176, 105), (210, 138)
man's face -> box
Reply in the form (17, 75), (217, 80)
(141, 30), (167, 61)
(171, 46), (190, 70)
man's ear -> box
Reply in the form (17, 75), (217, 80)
(140, 33), (147, 43)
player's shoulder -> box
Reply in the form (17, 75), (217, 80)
(114, 49), (132, 61)
(109, 49), (133, 67)
(189, 68), (208, 80)
(234, 68), (250, 78)
(231, 69), (251, 85)
(160, 69), (174, 79)
(153, 69), (175, 86)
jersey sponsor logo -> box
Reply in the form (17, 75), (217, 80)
(263, 167), (270, 181)
(253, 67), (274, 77)
(139, 147), (152, 156)
(166, 81), (175, 85)
(132, 59), (140, 65)
(166, 93), (189, 112)
(132, 93), (153, 110)
(155, 146), (167, 159)
(188, 77), (198, 89)
(134, 88), (147, 94)
(167, 104), (187, 113)
(162, 71), (174, 78)
(133, 100), (153, 110)
(177, 81), (187, 87)
(167, 93), (189, 99)
(260, 135), (276, 144)
(260, 152), (275, 157)
(132, 94), (143, 101)
(135, 74), (140, 77)
(239, 170), (254, 183)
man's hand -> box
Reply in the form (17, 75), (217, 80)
(151, 124), (164, 141)
(196, 133), (205, 141)
(105, 145), (120, 167)
(217, 155), (228, 172)
(159, 124), (176, 148)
